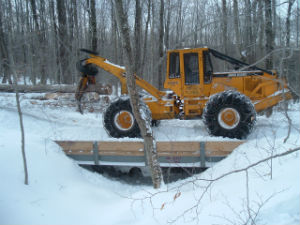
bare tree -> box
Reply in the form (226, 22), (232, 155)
(286, 0), (296, 47)
(89, 0), (97, 51)
(297, 0), (300, 48)
(149, 0), (156, 84)
(113, 0), (162, 189)
(141, 0), (151, 76)
(157, 0), (164, 90)
(110, 0), (119, 64)
(134, 0), (142, 75)
(164, 0), (171, 50)
(6, 38), (29, 185)
(222, 0), (228, 55)
(265, 0), (274, 69)
(233, 0), (242, 60)
(56, 0), (71, 84)
(0, 1), (11, 84)
(244, 0), (254, 63)
(0, 0), (298, 107)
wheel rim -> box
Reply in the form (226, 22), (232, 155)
(114, 110), (134, 131)
(218, 107), (240, 130)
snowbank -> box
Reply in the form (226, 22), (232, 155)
(0, 93), (299, 225)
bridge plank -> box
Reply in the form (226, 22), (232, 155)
(56, 141), (93, 155)
(56, 140), (244, 158)
(205, 141), (244, 156)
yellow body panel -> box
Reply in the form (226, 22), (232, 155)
(144, 100), (177, 120)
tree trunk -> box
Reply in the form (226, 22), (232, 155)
(29, 0), (39, 85)
(110, 0), (118, 63)
(258, 0), (264, 60)
(7, 39), (29, 185)
(245, 0), (254, 63)
(175, 1), (183, 47)
(113, 0), (162, 189)
(56, 0), (70, 84)
(297, 0), (299, 48)
(192, 1), (199, 47)
(272, 0), (277, 44)
(39, 0), (47, 85)
(222, 0), (228, 55)
(158, 0), (164, 90)
(265, 0), (274, 69)
(134, 0), (142, 75)
(164, 0), (171, 50)
(233, 0), (242, 60)
(150, 0), (156, 84)
(90, 0), (97, 51)
(0, 2), (11, 84)
(29, 0), (39, 29)
(286, 0), (296, 47)
(50, 0), (59, 83)
(141, 0), (151, 76)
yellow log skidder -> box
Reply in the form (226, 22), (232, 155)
(75, 48), (292, 139)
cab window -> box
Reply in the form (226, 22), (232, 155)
(184, 53), (199, 84)
(203, 51), (213, 83)
(169, 52), (180, 78)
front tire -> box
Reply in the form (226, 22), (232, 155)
(104, 99), (141, 138)
(203, 90), (256, 139)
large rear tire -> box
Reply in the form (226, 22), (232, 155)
(203, 90), (256, 139)
(103, 99), (141, 138)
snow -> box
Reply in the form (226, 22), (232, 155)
(0, 92), (299, 225)
(104, 59), (126, 70)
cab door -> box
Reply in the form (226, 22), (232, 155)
(164, 51), (182, 96)
(182, 51), (203, 98)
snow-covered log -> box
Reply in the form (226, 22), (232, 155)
(0, 84), (112, 94)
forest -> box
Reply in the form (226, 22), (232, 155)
(0, 1), (300, 224)
(0, 0), (299, 95)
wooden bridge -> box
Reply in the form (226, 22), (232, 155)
(56, 140), (245, 168)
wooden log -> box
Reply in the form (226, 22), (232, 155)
(0, 84), (112, 95)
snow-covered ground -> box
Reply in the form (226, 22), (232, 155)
(0, 92), (299, 225)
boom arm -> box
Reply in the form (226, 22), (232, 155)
(84, 54), (164, 100)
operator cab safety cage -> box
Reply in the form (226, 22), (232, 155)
(166, 48), (274, 82)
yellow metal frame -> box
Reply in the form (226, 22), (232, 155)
(86, 55), (164, 99)
(85, 54), (177, 120)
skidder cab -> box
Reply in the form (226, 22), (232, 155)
(75, 48), (292, 139)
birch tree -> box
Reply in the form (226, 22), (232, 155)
(113, 0), (162, 189)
